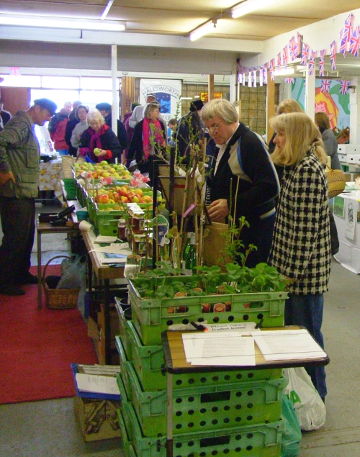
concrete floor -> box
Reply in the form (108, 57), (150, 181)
(0, 205), (359, 456)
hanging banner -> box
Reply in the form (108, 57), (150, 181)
(139, 79), (181, 122)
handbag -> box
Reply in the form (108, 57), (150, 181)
(326, 168), (347, 198)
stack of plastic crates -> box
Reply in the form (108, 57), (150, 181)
(115, 282), (288, 457)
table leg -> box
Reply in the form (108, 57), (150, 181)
(37, 230), (42, 309)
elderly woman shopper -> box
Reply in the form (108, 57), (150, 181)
(315, 112), (341, 170)
(78, 110), (122, 163)
(201, 99), (279, 267)
(269, 112), (331, 401)
(127, 102), (166, 181)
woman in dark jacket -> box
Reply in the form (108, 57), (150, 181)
(127, 102), (166, 179)
(78, 110), (122, 163)
(315, 112), (341, 169)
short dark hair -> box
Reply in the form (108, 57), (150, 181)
(190, 100), (204, 112)
(96, 102), (112, 112)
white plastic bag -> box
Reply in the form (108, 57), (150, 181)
(284, 367), (326, 431)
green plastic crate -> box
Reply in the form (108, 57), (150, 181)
(129, 280), (286, 345)
(127, 320), (283, 392)
(118, 400), (282, 457)
(115, 301), (132, 360)
(121, 360), (285, 437)
(62, 178), (77, 200)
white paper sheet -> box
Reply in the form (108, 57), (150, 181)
(253, 329), (327, 361)
(182, 332), (256, 366)
(75, 373), (119, 395)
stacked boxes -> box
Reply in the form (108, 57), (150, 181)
(115, 283), (287, 457)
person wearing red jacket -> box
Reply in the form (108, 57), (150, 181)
(48, 102), (71, 155)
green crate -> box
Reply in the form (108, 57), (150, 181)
(121, 360), (285, 437)
(118, 400), (282, 457)
(115, 301), (132, 360)
(129, 280), (286, 345)
(75, 181), (88, 207)
(127, 320), (283, 392)
(62, 178), (77, 200)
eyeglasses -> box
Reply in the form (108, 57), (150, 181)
(206, 121), (225, 133)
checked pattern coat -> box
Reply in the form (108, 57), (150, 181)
(268, 150), (331, 295)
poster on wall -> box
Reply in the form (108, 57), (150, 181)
(139, 79), (181, 123)
(291, 78), (350, 129)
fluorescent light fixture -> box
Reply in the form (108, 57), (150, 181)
(273, 67), (295, 77)
(0, 15), (125, 31)
(232, 0), (268, 19)
(189, 19), (217, 42)
(101, 0), (115, 20)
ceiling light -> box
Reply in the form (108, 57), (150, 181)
(231, 0), (269, 19)
(273, 67), (295, 77)
(189, 19), (217, 42)
(0, 15), (125, 31)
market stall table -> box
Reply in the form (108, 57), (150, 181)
(39, 158), (63, 201)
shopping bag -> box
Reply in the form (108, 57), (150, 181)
(281, 394), (301, 457)
(203, 222), (232, 266)
(284, 367), (326, 431)
(326, 168), (346, 198)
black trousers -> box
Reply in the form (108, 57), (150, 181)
(0, 196), (35, 285)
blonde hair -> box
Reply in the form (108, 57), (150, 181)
(87, 109), (105, 126)
(314, 112), (331, 131)
(144, 102), (160, 119)
(201, 99), (239, 124)
(270, 112), (327, 166)
(277, 98), (303, 115)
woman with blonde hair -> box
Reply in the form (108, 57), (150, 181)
(269, 112), (331, 401)
(78, 109), (122, 163)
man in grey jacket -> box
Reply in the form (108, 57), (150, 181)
(0, 98), (57, 296)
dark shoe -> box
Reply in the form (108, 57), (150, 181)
(0, 285), (26, 296)
(15, 273), (38, 285)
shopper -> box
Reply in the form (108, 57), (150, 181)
(201, 99), (279, 267)
(78, 109), (122, 163)
(128, 94), (157, 128)
(0, 98), (57, 296)
(269, 112), (331, 400)
(176, 100), (204, 161)
(95, 102), (128, 154)
(268, 98), (303, 154)
(48, 101), (72, 155)
(65, 100), (82, 156)
(70, 105), (89, 155)
(315, 112), (341, 170)
(0, 99), (12, 126)
(127, 102), (166, 182)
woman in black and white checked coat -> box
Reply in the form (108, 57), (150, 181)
(269, 112), (331, 401)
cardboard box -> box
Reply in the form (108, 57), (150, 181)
(74, 396), (121, 442)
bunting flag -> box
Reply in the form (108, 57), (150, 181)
(319, 49), (326, 77)
(242, 73), (247, 86)
(339, 29), (348, 55)
(321, 79), (331, 93)
(308, 50), (317, 76)
(238, 73), (243, 84)
(297, 32), (303, 58)
(269, 59), (275, 81)
(350, 25), (360, 57)
(340, 80), (350, 95)
(259, 67), (264, 86)
(263, 65), (268, 85)
(252, 70), (257, 87)
(282, 45), (289, 66)
(248, 72), (253, 87)
(301, 43), (309, 65)
(289, 36), (297, 61)
(343, 13), (355, 43)
(285, 78), (295, 84)
(276, 52), (282, 68)
(330, 40), (337, 70)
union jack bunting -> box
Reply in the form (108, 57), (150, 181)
(308, 50), (316, 76)
(342, 13), (355, 43)
(242, 73), (246, 86)
(263, 66), (268, 85)
(301, 43), (309, 65)
(252, 70), (257, 87)
(259, 68), (264, 86)
(340, 80), (350, 95)
(282, 45), (289, 66)
(248, 72), (252, 87)
(350, 26), (360, 57)
(285, 78), (295, 84)
(276, 52), (282, 68)
(269, 59), (275, 80)
(321, 79), (331, 93)
(339, 29), (348, 55)
(319, 50), (326, 77)
(289, 36), (297, 61)
(297, 32), (303, 58)
(238, 73), (243, 84)
(330, 41), (337, 70)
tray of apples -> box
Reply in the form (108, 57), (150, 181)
(73, 161), (131, 181)
(91, 185), (153, 211)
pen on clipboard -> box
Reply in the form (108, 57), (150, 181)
(190, 321), (208, 331)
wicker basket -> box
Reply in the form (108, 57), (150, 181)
(42, 255), (79, 310)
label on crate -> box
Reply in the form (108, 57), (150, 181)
(205, 322), (257, 332)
